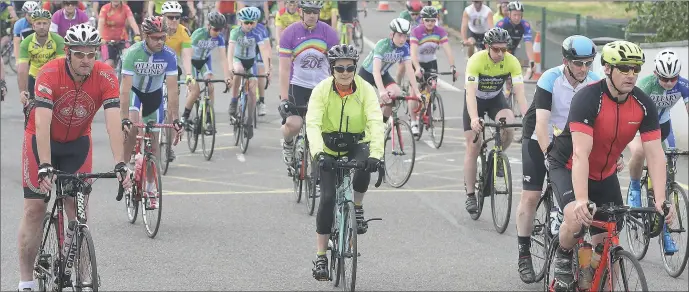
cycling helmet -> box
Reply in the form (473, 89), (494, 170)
(561, 35), (596, 60)
(327, 44), (359, 64)
(507, 1), (523, 12)
(484, 27), (511, 45)
(654, 49), (681, 78)
(406, 0), (423, 12)
(207, 11), (227, 28)
(141, 16), (167, 34)
(601, 40), (645, 66)
(22, 1), (40, 13)
(298, 1), (324, 9)
(30, 9), (52, 21)
(237, 7), (261, 22)
(420, 6), (438, 19)
(161, 1), (183, 14)
(64, 23), (101, 46)
(389, 18), (412, 35)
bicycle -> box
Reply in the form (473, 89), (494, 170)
(625, 149), (689, 277)
(119, 121), (180, 239)
(413, 70), (455, 148)
(338, 8), (367, 53)
(230, 71), (269, 154)
(1, 38), (15, 73)
(544, 203), (669, 292)
(470, 117), (522, 234)
(381, 94), (422, 188)
(325, 157), (384, 292)
(105, 40), (129, 80)
(289, 105), (319, 215)
(34, 169), (120, 292)
(185, 79), (228, 161)
(530, 171), (560, 283)
(159, 85), (174, 175)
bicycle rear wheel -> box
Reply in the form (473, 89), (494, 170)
(201, 100), (216, 161)
(599, 249), (648, 291)
(384, 120), (416, 188)
(125, 184), (139, 224)
(186, 100), (200, 153)
(74, 226), (99, 292)
(531, 193), (552, 282)
(429, 92), (445, 148)
(340, 202), (358, 292)
(626, 175), (651, 260)
(142, 156), (163, 238)
(36, 213), (60, 292)
(491, 152), (513, 234)
(161, 111), (173, 175)
(661, 182), (689, 278)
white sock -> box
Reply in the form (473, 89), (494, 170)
(18, 281), (35, 291)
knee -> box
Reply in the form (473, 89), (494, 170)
(22, 201), (45, 225)
(352, 170), (371, 193)
(520, 190), (541, 207)
(630, 144), (644, 160)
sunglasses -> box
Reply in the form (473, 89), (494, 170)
(615, 64), (642, 75)
(148, 34), (167, 42)
(166, 15), (181, 20)
(302, 8), (320, 15)
(490, 46), (508, 53)
(333, 65), (356, 73)
(659, 75), (679, 83)
(70, 49), (96, 59)
(571, 60), (593, 68)
(423, 18), (437, 23)
(243, 21), (255, 25)
(64, 2), (78, 6)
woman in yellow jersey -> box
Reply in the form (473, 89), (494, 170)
(318, 0), (338, 27)
(493, 0), (509, 24)
(162, 1), (192, 83)
(275, 0), (299, 46)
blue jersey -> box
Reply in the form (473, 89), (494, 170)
(190, 27), (226, 60)
(121, 41), (178, 93)
(13, 17), (33, 39)
(496, 18), (533, 51)
(637, 75), (689, 124)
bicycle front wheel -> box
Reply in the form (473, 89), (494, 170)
(125, 184), (139, 224)
(384, 120), (416, 188)
(429, 92), (445, 149)
(340, 202), (358, 292)
(626, 175), (651, 260)
(304, 142), (318, 216)
(161, 111), (173, 175)
(470, 153), (487, 221)
(661, 182), (689, 278)
(352, 22), (364, 53)
(239, 100), (252, 154)
(74, 226), (99, 292)
(293, 135), (304, 203)
(599, 249), (648, 291)
(201, 101), (216, 161)
(36, 213), (60, 292)
(530, 193), (552, 282)
(491, 152), (513, 234)
(142, 156), (163, 238)
(186, 100), (200, 153)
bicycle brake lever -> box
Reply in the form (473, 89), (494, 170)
(374, 165), (385, 188)
(43, 190), (52, 203)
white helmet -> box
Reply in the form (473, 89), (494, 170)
(22, 1), (40, 13)
(389, 18), (411, 35)
(64, 24), (101, 47)
(654, 49), (681, 78)
(161, 1), (183, 14)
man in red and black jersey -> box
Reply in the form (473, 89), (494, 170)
(546, 40), (676, 291)
(16, 24), (133, 291)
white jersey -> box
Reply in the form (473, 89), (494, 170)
(464, 4), (492, 34)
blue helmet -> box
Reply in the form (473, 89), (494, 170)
(562, 35), (596, 60)
(237, 7), (261, 22)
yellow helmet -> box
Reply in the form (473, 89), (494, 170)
(601, 41), (645, 66)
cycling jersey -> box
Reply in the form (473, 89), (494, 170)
(399, 10), (421, 26)
(26, 58), (120, 143)
(465, 49), (523, 99)
(42, 1), (87, 13)
(190, 27), (225, 61)
(121, 41), (178, 93)
(13, 17), (34, 39)
(217, 0), (236, 14)
(152, 0), (165, 15)
(549, 79), (660, 181)
(493, 12), (505, 24)
(319, 1), (337, 21)
(166, 24), (192, 57)
(636, 75), (689, 124)
(361, 39), (411, 75)
(98, 3), (133, 41)
(306, 75), (385, 159)
(522, 65), (601, 141)
(464, 3), (492, 33)
(496, 18), (533, 52)
(0, 1), (10, 20)
(275, 7), (300, 28)
(279, 21), (338, 89)
(50, 8), (89, 37)
(410, 25), (448, 63)
(18, 32), (65, 77)
(229, 26), (265, 61)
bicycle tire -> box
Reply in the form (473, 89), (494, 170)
(470, 152), (487, 221)
(353, 21), (364, 53)
(201, 100), (216, 161)
(239, 98), (251, 154)
(8, 48), (17, 73)
(340, 202), (358, 292)
(36, 213), (60, 292)
(293, 135), (304, 203)
(491, 152), (513, 234)
(543, 236), (560, 292)
(661, 182), (689, 278)
(531, 193), (552, 283)
(125, 184), (139, 224)
(142, 157), (163, 238)
(161, 111), (172, 175)
(332, 209), (341, 287)
(429, 92), (445, 148)
(233, 93), (244, 147)
(186, 100), (200, 152)
(384, 120), (416, 188)
(626, 175), (651, 260)
(305, 142), (317, 216)
(74, 226), (99, 292)
(599, 249), (648, 291)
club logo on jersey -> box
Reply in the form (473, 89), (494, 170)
(649, 92), (682, 108)
(37, 84), (52, 95)
(381, 51), (404, 64)
(300, 53), (325, 70)
(53, 90), (96, 127)
(134, 62), (167, 75)
(237, 36), (257, 50)
(196, 39), (219, 50)
(99, 70), (117, 89)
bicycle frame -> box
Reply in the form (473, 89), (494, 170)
(382, 96), (421, 153)
(132, 122), (178, 195)
(644, 150), (688, 234)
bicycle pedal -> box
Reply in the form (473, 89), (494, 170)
(364, 217), (383, 223)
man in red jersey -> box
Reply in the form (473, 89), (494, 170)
(16, 23), (132, 291)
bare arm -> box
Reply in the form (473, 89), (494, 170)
(119, 75), (133, 119)
(147, 1), (155, 16)
(182, 48), (192, 76)
(404, 60), (421, 96)
(535, 109), (552, 152)
(35, 107), (53, 164)
(98, 17), (105, 37)
(644, 139), (667, 200)
(259, 43), (272, 74)
(571, 132), (593, 203)
(18, 63), (29, 92)
(460, 11), (469, 41)
(279, 56), (290, 100)
(126, 15), (140, 35)
(13, 37), (20, 64)
(372, 59), (386, 91)
(226, 42), (236, 69)
(465, 84), (479, 121)
(487, 12), (494, 28)
(104, 107), (125, 163)
(525, 41), (534, 63)
(410, 43), (421, 73)
(441, 42), (455, 68)
(513, 82), (528, 116)
(165, 75), (179, 121)
(218, 47), (231, 79)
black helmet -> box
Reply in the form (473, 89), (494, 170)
(327, 44), (359, 64)
(561, 35), (596, 60)
(507, 1), (523, 12)
(484, 27), (510, 45)
(207, 11), (226, 28)
(420, 6), (438, 19)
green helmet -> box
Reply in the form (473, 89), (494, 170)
(601, 41), (645, 66)
(31, 9), (52, 21)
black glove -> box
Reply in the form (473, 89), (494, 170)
(364, 157), (381, 173)
(278, 100), (296, 119)
(172, 119), (183, 132)
(37, 163), (54, 181)
(114, 162), (130, 201)
(121, 118), (133, 132)
(317, 152), (336, 172)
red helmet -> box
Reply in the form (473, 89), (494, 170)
(141, 16), (167, 34)
(406, 0), (423, 12)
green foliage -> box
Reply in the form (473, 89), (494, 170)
(626, 1), (689, 42)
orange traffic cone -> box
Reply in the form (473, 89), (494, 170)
(377, 1), (393, 12)
(530, 32), (542, 81)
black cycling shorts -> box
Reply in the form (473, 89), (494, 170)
(660, 120), (672, 141)
(337, 1), (358, 23)
(28, 75), (36, 98)
(282, 84), (312, 124)
(103, 42), (126, 62)
(522, 138), (546, 191)
(462, 91), (509, 131)
(358, 68), (395, 89)
(469, 31), (486, 50)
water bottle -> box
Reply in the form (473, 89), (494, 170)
(590, 243), (604, 269)
(550, 207), (563, 235)
(62, 221), (77, 276)
(577, 242), (593, 289)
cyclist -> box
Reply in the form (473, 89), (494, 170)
(178, 0), (196, 30)
(516, 35), (600, 283)
(237, 1), (272, 116)
(400, 0), (423, 26)
(336, 0), (357, 45)
(42, 0), (87, 13)
(275, 0), (300, 44)
(409, 6), (458, 91)
(98, 0), (141, 69)
(162, 1), (192, 81)
(120, 16), (182, 208)
(0, 55), (5, 101)
(496, 2), (534, 69)
(216, 0), (238, 45)
(463, 27), (527, 213)
(548, 40), (677, 291)
(17, 9), (64, 107)
(126, 0), (146, 24)
(626, 49), (688, 254)
(227, 7), (272, 139)
(359, 18), (422, 134)
(0, 0), (19, 50)
(179, 12), (232, 132)
(460, 1), (493, 58)
(49, 1), (89, 37)
(147, 0), (165, 16)
(493, 0), (508, 24)
(16, 23), (132, 292)
(277, 0), (338, 167)
(308, 44), (384, 281)
(318, 0), (337, 28)
(12, 1), (39, 58)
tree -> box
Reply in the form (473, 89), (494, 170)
(626, 1), (689, 42)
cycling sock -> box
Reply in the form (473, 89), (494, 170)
(182, 108), (191, 118)
(18, 281), (35, 291)
(259, 96), (265, 104)
(630, 179), (641, 191)
(467, 192), (475, 197)
(382, 116), (389, 124)
(316, 251), (326, 256)
(518, 236), (531, 257)
(354, 203), (362, 207)
(231, 97), (238, 103)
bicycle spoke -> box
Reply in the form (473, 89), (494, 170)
(384, 120), (416, 188)
(661, 183), (689, 277)
(74, 227), (98, 292)
(142, 157), (163, 238)
(491, 152), (512, 234)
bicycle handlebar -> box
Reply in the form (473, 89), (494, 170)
(665, 149), (689, 156)
(232, 71), (271, 90)
(178, 79), (232, 93)
(573, 202), (670, 238)
(50, 169), (118, 180)
(334, 159), (385, 188)
(130, 122), (182, 146)
(472, 119), (523, 143)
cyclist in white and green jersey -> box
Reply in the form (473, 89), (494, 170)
(180, 11), (232, 132)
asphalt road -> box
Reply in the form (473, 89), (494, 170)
(2, 7), (688, 291)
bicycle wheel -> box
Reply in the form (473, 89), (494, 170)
(7, 46), (17, 74)
(470, 153), (487, 221)
(186, 100), (200, 152)
(530, 193), (552, 283)
(384, 120), (416, 188)
(201, 100), (216, 161)
(331, 210), (341, 287)
(543, 236), (560, 292)
(352, 22), (364, 53)
(305, 142), (318, 216)
(661, 182), (689, 278)
(36, 213), (60, 292)
(142, 157), (163, 238)
(74, 226), (99, 292)
(293, 134), (304, 203)
(428, 92), (445, 148)
(239, 98), (251, 154)
(340, 202), (358, 292)
(599, 249), (648, 291)
(161, 112), (173, 175)
(125, 184), (139, 224)
(626, 175), (651, 260)
(233, 94), (244, 146)
(491, 152), (513, 234)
